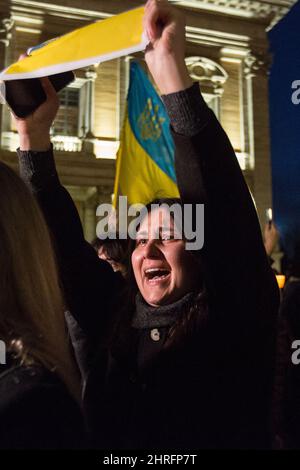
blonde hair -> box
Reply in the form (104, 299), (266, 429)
(0, 162), (79, 401)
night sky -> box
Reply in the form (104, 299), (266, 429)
(269, 0), (300, 259)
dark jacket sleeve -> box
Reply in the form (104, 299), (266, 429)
(162, 83), (280, 448)
(278, 281), (300, 447)
(162, 83), (279, 327)
(17, 147), (120, 345)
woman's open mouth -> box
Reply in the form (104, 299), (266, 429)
(144, 268), (171, 284)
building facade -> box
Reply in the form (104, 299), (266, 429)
(0, 0), (296, 243)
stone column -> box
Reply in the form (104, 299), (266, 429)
(97, 185), (113, 205)
(84, 204), (97, 242)
(244, 51), (273, 229)
(83, 187), (98, 242)
(119, 57), (130, 137)
(85, 67), (97, 136)
(80, 67), (97, 154)
(0, 17), (13, 144)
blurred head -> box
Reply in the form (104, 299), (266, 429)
(98, 246), (122, 273)
(92, 236), (129, 276)
(131, 199), (201, 307)
(0, 162), (79, 399)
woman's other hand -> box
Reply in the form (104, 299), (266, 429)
(264, 222), (280, 257)
(13, 55), (59, 151)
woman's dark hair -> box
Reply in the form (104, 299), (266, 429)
(110, 198), (207, 351)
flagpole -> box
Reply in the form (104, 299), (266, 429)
(113, 57), (132, 209)
(113, 132), (123, 210)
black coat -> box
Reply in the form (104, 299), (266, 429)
(0, 358), (84, 449)
(278, 279), (300, 447)
(18, 88), (279, 449)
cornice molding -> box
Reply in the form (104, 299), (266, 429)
(11, 0), (296, 27)
(186, 25), (250, 48)
(171, 0), (296, 27)
(10, 0), (111, 22)
(244, 50), (272, 78)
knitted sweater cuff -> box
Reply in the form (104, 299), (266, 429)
(161, 82), (211, 137)
(17, 144), (59, 191)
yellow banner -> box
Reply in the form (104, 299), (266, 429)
(0, 7), (147, 80)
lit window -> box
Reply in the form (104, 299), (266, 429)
(52, 87), (80, 136)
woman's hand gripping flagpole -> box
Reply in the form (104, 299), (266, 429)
(143, 0), (193, 95)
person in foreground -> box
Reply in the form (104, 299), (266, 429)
(0, 163), (84, 449)
(14, 0), (279, 449)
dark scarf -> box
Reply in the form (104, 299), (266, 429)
(132, 292), (195, 330)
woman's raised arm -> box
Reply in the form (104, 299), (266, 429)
(14, 78), (120, 344)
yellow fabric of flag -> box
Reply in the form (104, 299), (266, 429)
(0, 7), (147, 80)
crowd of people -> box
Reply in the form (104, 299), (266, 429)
(0, 0), (298, 449)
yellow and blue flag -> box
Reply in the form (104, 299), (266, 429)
(114, 61), (179, 205)
(0, 7), (147, 80)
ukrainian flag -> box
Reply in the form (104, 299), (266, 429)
(114, 61), (179, 206)
(0, 7), (147, 80)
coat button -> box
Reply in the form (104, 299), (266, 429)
(150, 328), (160, 342)
(129, 373), (137, 384)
